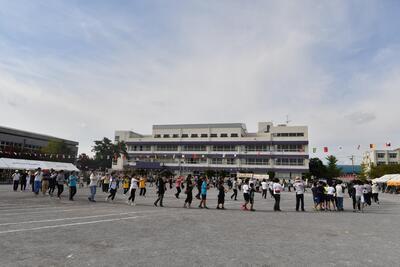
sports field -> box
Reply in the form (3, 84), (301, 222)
(0, 185), (399, 267)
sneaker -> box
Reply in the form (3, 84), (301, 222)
(204, 206), (209, 209)
(250, 209), (256, 212)
(105, 197), (109, 202)
(154, 202), (158, 207)
(130, 202), (134, 206)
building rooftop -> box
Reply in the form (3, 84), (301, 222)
(153, 123), (247, 131)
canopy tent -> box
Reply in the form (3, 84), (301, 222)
(387, 176), (400, 186)
(373, 174), (400, 184)
(236, 172), (269, 180)
(0, 158), (79, 172)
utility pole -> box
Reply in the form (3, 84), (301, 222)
(285, 115), (291, 125)
(349, 155), (355, 174)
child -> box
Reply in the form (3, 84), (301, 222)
(122, 175), (130, 195)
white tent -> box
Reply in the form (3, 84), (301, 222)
(373, 174), (400, 183)
(0, 158), (79, 172)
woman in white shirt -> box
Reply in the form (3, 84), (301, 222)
(128, 176), (138, 206)
(326, 184), (336, 211)
(272, 178), (282, 211)
(88, 171), (99, 202)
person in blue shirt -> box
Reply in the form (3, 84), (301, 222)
(198, 177), (209, 209)
(68, 171), (78, 201)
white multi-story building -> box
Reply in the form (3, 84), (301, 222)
(113, 122), (309, 179)
(362, 149), (400, 171)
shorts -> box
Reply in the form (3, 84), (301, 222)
(243, 193), (250, 202)
(249, 198), (254, 204)
(201, 194), (207, 200)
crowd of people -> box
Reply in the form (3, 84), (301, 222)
(10, 169), (382, 213)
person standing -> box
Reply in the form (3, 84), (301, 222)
(249, 183), (256, 211)
(353, 181), (362, 212)
(175, 176), (183, 199)
(154, 176), (166, 207)
(33, 168), (43, 195)
(272, 178), (282, 211)
(128, 176), (138, 206)
(241, 179), (250, 211)
(20, 170), (27, 191)
(56, 170), (65, 199)
(261, 179), (268, 199)
(335, 181), (344, 211)
(326, 183), (336, 211)
(371, 182), (380, 205)
(216, 180), (227, 210)
(102, 174), (110, 193)
(68, 171), (78, 201)
(41, 170), (50, 195)
(48, 170), (57, 197)
(195, 176), (202, 200)
(88, 171), (99, 202)
(198, 177), (209, 209)
(139, 176), (147, 197)
(106, 174), (118, 202)
(12, 170), (20, 191)
(122, 175), (130, 195)
(293, 177), (305, 212)
(184, 175), (194, 208)
(231, 177), (238, 200)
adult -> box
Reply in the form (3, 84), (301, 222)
(261, 179), (268, 199)
(68, 171), (78, 201)
(231, 177), (238, 201)
(154, 176), (166, 207)
(184, 175), (194, 208)
(12, 170), (20, 191)
(88, 171), (99, 202)
(326, 183), (336, 211)
(272, 178), (282, 211)
(102, 174), (110, 193)
(241, 179), (250, 211)
(216, 180), (227, 210)
(41, 170), (50, 195)
(353, 181), (363, 212)
(293, 177), (305, 212)
(249, 183), (256, 212)
(335, 181), (344, 211)
(33, 168), (43, 195)
(56, 170), (65, 199)
(128, 176), (138, 206)
(198, 177), (209, 209)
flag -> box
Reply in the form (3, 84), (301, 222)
(370, 144), (376, 149)
(323, 147), (328, 153)
(385, 142), (391, 147)
(338, 146), (343, 150)
(357, 145), (361, 150)
(312, 148), (317, 153)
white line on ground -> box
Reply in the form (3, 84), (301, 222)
(0, 207), (109, 216)
(0, 210), (158, 226)
(0, 215), (151, 234)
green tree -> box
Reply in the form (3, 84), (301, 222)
(267, 171), (276, 180)
(358, 163), (369, 180)
(92, 137), (128, 170)
(369, 164), (400, 179)
(325, 155), (342, 180)
(308, 158), (326, 179)
(41, 139), (71, 155)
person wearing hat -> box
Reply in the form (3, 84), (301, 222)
(12, 170), (20, 191)
(293, 177), (305, 212)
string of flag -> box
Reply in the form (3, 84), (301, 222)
(0, 150), (77, 159)
(312, 142), (392, 154)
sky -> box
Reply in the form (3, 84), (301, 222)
(1, 0), (400, 164)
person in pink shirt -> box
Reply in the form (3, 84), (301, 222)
(175, 176), (184, 199)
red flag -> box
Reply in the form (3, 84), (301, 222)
(323, 147), (328, 153)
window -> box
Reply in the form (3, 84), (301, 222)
(212, 145), (237, 152)
(277, 144), (303, 152)
(245, 145), (270, 152)
(230, 133), (239, 137)
(377, 153), (385, 158)
(133, 145), (151, 151)
(226, 158), (236, 165)
(275, 158), (304, 166)
(200, 134), (208, 138)
(220, 133), (228, 138)
(172, 134), (179, 138)
(181, 134), (189, 138)
(211, 158), (223, 164)
(182, 145), (207, 151)
(163, 134), (170, 138)
(154, 134), (161, 138)
(245, 158), (268, 165)
(115, 136), (120, 142)
(389, 153), (397, 159)
(274, 133), (304, 137)
(210, 134), (218, 138)
(190, 134), (198, 138)
(155, 145), (178, 151)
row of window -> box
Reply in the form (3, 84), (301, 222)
(0, 141), (42, 151)
(128, 144), (305, 152)
(154, 133), (240, 138)
(377, 153), (398, 159)
(273, 133), (304, 137)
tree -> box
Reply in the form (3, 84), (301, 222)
(217, 170), (229, 178)
(92, 137), (128, 170)
(309, 158), (326, 179)
(267, 171), (276, 180)
(358, 163), (369, 180)
(369, 163), (400, 179)
(41, 139), (73, 163)
(325, 155), (342, 180)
